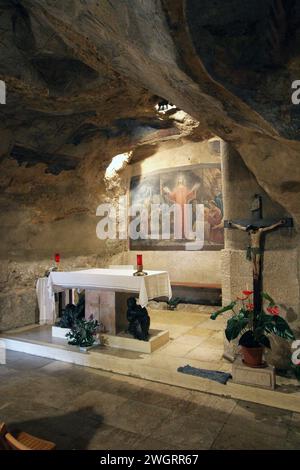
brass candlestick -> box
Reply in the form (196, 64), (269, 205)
(133, 264), (148, 276)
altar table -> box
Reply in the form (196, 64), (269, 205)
(43, 268), (172, 334)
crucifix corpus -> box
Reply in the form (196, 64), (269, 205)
(224, 194), (293, 314)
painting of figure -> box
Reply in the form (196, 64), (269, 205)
(162, 173), (200, 239)
(129, 164), (224, 251)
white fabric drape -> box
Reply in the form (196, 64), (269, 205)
(36, 277), (56, 325)
(47, 268), (172, 308)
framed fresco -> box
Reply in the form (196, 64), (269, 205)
(129, 164), (224, 251)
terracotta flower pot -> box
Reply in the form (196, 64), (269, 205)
(241, 345), (264, 367)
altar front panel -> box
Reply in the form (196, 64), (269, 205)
(85, 290), (134, 334)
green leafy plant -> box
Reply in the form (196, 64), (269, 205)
(56, 293), (85, 329)
(211, 290), (295, 348)
(66, 316), (98, 348)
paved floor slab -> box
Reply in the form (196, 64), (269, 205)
(1, 351), (299, 449)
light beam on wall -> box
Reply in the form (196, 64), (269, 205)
(105, 151), (132, 180)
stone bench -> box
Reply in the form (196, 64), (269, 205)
(170, 282), (222, 306)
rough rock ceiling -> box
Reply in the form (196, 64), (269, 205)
(0, 0), (300, 223)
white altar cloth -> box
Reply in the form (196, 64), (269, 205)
(36, 277), (57, 325)
(47, 268), (172, 308)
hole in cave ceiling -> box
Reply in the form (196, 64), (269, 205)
(105, 151), (133, 180)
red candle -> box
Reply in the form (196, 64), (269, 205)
(137, 254), (143, 266)
(55, 253), (60, 263)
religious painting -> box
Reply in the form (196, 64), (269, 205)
(129, 164), (224, 251)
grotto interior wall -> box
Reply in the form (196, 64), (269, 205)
(0, 137), (128, 331)
(123, 138), (223, 284)
(0, 0), (300, 351)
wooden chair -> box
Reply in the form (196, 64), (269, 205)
(0, 422), (10, 450)
(0, 422), (56, 450)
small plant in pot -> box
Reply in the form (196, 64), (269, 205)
(66, 315), (99, 352)
(211, 290), (295, 367)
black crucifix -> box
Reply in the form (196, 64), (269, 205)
(224, 194), (293, 315)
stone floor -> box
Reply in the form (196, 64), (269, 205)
(150, 306), (227, 366)
(1, 306), (300, 415)
(1, 307), (231, 371)
(0, 350), (300, 450)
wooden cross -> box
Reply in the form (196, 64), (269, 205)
(224, 194), (293, 315)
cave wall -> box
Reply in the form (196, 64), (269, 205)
(123, 138), (222, 283)
(221, 141), (299, 313)
(0, 136), (128, 331)
(0, 0), (300, 347)
(221, 141), (300, 366)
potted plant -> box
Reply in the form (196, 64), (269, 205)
(66, 315), (99, 352)
(211, 290), (295, 367)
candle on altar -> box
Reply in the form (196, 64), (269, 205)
(133, 253), (147, 276)
(55, 253), (60, 264)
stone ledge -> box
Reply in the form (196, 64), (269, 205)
(232, 357), (275, 390)
(52, 326), (71, 339)
(52, 325), (169, 353)
(102, 328), (169, 353)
